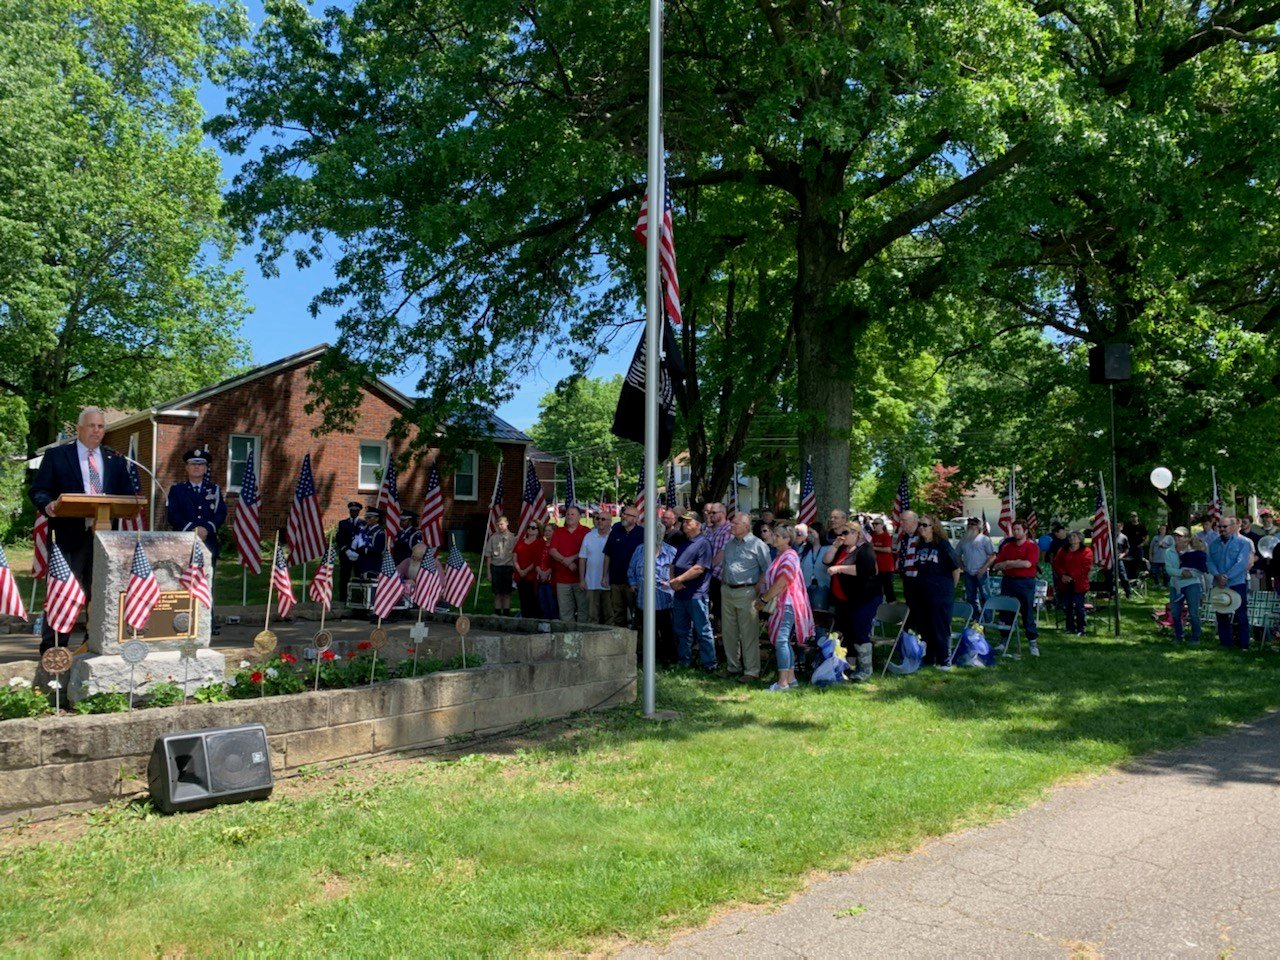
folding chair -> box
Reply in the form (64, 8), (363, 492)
(872, 602), (911, 677)
(946, 601), (975, 663)
(979, 595), (1023, 659)
(1247, 590), (1279, 650)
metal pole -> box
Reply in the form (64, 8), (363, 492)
(641, 0), (664, 718)
(1110, 385), (1121, 636)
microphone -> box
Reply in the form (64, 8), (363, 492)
(103, 446), (171, 504)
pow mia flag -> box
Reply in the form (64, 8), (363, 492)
(611, 317), (684, 460)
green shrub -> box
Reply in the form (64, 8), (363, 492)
(0, 678), (54, 720)
(74, 691), (130, 714)
(145, 680), (184, 708)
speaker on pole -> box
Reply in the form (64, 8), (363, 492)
(148, 723), (274, 814)
(1088, 343), (1132, 384)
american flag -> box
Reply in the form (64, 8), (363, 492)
(798, 461), (817, 526)
(982, 510), (993, 535)
(1092, 477), (1113, 570)
(232, 448), (262, 574)
(892, 470), (911, 529)
(632, 176), (683, 326)
(118, 436), (147, 531)
(1026, 509), (1039, 538)
(179, 540), (212, 610)
(516, 460), (546, 539)
(377, 454), (402, 541)
(998, 472), (1016, 537)
(286, 453), (326, 563)
(43, 540), (86, 636)
(485, 460), (505, 540)
(411, 549), (443, 610)
(271, 544), (296, 618)
(32, 513), (49, 578)
(665, 461), (677, 510)
(308, 541), (335, 610)
(0, 543), (27, 621)
(1209, 467), (1223, 528)
(123, 540), (161, 632)
(441, 539), (475, 609)
(726, 469), (738, 519)
(418, 461), (445, 549)
(372, 547), (404, 620)
(564, 457), (577, 513)
(635, 463), (646, 523)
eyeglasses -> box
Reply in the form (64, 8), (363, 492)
(919, 522), (932, 528)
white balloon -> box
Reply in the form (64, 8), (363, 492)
(1150, 467), (1173, 490)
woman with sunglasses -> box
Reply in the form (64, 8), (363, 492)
(824, 521), (882, 681)
(913, 514), (962, 667)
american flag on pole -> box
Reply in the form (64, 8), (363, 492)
(31, 513), (49, 578)
(1092, 475), (1113, 570)
(998, 471), (1017, 537)
(726, 469), (738, 519)
(441, 538), (475, 609)
(418, 461), (445, 549)
(516, 460), (546, 539)
(0, 543), (27, 621)
(286, 453), (326, 563)
(635, 463), (646, 523)
(371, 547), (404, 620)
(564, 456), (577, 512)
(665, 461), (677, 510)
(485, 460), (505, 540)
(43, 540), (86, 636)
(411, 549), (443, 610)
(1209, 467), (1223, 528)
(798, 460), (817, 526)
(123, 540), (161, 632)
(1026, 508), (1039, 538)
(179, 540), (213, 610)
(377, 454), (402, 541)
(118, 436), (147, 531)
(232, 448), (262, 574)
(891, 470), (911, 529)
(271, 544), (296, 618)
(632, 174), (683, 326)
(308, 541), (335, 610)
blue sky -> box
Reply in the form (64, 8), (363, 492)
(200, 1), (632, 431)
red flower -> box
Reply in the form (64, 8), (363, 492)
(346, 651), (357, 660)
(320, 650), (336, 661)
(357, 641), (372, 651)
(250, 671), (264, 684)
(280, 652), (297, 664)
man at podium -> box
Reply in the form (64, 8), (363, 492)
(28, 406), (132, 651)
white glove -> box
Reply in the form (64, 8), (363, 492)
(345, 549), (358, 561)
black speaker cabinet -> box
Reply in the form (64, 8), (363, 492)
(1088, 343), (1132, 383)
(148, 723), (274, 814)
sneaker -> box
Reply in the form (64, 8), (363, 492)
(714, 667), (731, 679)
(766, 681), (796, 692)
(934, 663), (952, 671)
(1028, 641), (1040, 657)
(738, 673), (759, 684)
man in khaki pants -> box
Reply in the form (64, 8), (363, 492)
(715, 512), (772, 682)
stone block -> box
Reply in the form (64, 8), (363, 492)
(432, 670), (480, 708)
(0, 719), (41, 769)
(41, 711), (177, 765)
(326, 685), (398, 726)
(554, 631), (584, 660)
(383, 677), (439, 716)
(469, 665), (508, 702)
(500, 662), (536, 699)
(371, 704), (474, 752)
(192, 691), (329, 735)
(498, 633), (530, 664)
(474, 693), (538, 733)
(89, 532), (210, 655)
(582, 628), (630, 659)
(529, 633), (554, 661)
(282, 721), (373, 768)
(0, 755), (149, 814)
(588, 653), (638, 684)
(69, 649), (225, 702)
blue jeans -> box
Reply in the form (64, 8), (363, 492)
(774, 606), (796, 670)
(1217, 583), (1250, 649)
(672, 593), (717, 669)
(962, 572), (989, 611)
(1061, 591), (1086, 634)
(1171, 583), (1202, 643)
(1000, 577), (1038, 642)
(537, 583), (559, 620)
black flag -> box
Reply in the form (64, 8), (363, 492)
(611, 318), (684, 460)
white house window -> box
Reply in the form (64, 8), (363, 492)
(359, 441), (387, 491)
(453, 450), (478, 500)
(228, 435), (260, 492)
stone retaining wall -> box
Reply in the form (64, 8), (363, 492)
(0, 623), (636, 822)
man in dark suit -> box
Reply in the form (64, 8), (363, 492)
(335, 500), (365, 605)
(29, 406), (132, 651)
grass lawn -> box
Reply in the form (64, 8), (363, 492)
(3, 599), (1280, 957)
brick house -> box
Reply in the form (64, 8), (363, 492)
(99, 345), (533, 551)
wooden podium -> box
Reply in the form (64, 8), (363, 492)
(51, 494), (145, 531)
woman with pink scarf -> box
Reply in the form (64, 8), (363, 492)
(754, 521), (815, 691)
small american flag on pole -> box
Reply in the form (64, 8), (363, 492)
(271, 544), (296, 618)
(635, 463), (646, 523)
(797, 460), (816, 526)
(516, 460), (546, 539)
(726, 469), (738, 519)
(32, 513), (49, 578)
(1026, 508), (1039, 538)
(411, 550), (443, 611)
(179, 540), (212, 610)
(998, 471), (1017, 537)
(665, 461), (677, 510)
(309, 541), (335, 610)
(286, 453), (326, 563)
(485, 460), (505, 540)
(1209, 467), (1223, 528)
(372, 548), (404, 620)
(418, 461), (445, 549)
(43, 540), (86, 636)
(1092, 475), (1113, 570)
(232, 448), (262, 574)
(123, 540), (161, 632)
(377, 454), (402, 541)
(441, 539), (475, 609)
(564, 456), (577, 513)
(632, 175), (683, 326)
(892, 470), (911, 529)
(118, 436), (147, 531)
(0, 543), (27, 621)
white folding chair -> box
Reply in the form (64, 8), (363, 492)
(872, 602), (911, 677)
(979, 595), (1023, 659)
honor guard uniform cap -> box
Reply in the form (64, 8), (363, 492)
(347, 500), (363, 510)
(184, 447), (211, 464)
(365, 506), (382, 518)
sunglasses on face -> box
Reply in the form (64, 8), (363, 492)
(919, 522), (932, 528)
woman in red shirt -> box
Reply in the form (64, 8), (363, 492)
(513, 521), (546, 619)
(1051, 531), (1093, 636)
(870, 518), (897, 602)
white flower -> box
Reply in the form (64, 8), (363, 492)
(204, 673), (216, 683)
(239, 659), (250, 669)
(228, 675), (238, 687)
(8, 677), (31, 688)
(47, 680), (61, 690)
(265, 667), (278, 679)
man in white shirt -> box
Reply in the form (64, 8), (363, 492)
(580, 510), (614, 625)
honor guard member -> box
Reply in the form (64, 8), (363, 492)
(336, 501), (365, 603)
(353, 506), (386, 577)
(167, 446), (228, 631)
(393, 510), (422, 565)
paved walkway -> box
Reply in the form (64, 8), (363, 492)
(622, 712), (1280, 959)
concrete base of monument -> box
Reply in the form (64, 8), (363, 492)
(69, 649), (226, 702)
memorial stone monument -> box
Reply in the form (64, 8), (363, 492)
(68, 532), (226, 701)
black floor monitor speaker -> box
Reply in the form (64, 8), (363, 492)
(1088, 343), (1132, 383)
(148, 723), (274, 814)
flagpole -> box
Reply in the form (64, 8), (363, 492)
(641, 0), (664, 718)
(241, 566), (247, 606)
(1100, 471), (1120, 636)
(264, 533), (278, 635)
(1109, 383), (1120, 635)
